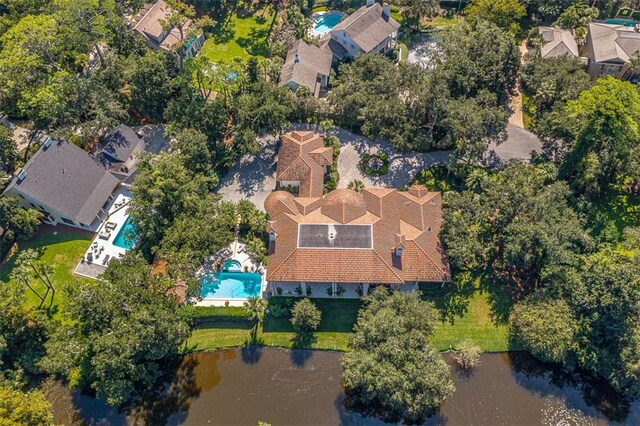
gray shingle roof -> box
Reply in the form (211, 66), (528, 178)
(279, 40), (333, 93)
(95, 124), (142, 163)
(538, 26), (579, 58)
(4, 140), (119, 225)
(588, 22), (640, 63)
(332, 3), (399, 53)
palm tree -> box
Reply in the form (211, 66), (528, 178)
(465, 169), (488, 193)
(347, 179), (365, 194)
(10, 264), (45, 308)
(244, 296), (268, 324)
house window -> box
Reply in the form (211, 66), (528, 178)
(619, 66), (623, 71)
(600, 64), (605, 70)
(60, 217), (75, 225)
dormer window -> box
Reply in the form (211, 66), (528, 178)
(395, 246), (403, 257)
(269, 230), (277, 242)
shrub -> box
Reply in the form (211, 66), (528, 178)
(360, 153), (389, 176)
(290, 298), (322, 333)
(268, 303), (289, 318)
(179, 305), (250, 323)
(451, 339), (482, 371)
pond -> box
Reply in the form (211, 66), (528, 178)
(45, 349), (640, 425)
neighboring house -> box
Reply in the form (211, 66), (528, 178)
(3, 139), (120, 231)
(279, 40), (333, 97)
(585, 22), (640, 81)
(93, 124), (145, 181)
(276, 131), (333, 198)
(131, 0), (204, 58)
(320, 0), (399, 60)
(264, 185), (450, 296)
(538, 26), (580, 59)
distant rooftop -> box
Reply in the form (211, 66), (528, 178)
(538, 26), (579, 59)
(588, 22), (640, 63)
(331, 2), (399, 53)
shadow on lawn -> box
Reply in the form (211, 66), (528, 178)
(237, 26), (270, 57)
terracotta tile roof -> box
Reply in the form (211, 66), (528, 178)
(265, 185), (450, 284)
(276, 131), (330, 198)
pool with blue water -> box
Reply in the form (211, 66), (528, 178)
(113, 217), (137, 249)
(199, 271), (262, 299)
(314, 12), (343, 35)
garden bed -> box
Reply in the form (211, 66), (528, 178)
(360, 152), (389, 176)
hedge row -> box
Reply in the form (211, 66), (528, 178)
(179, 305), (250, 323)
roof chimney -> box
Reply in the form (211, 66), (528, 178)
(382, 2), (390, 17)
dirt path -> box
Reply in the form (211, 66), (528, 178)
(507, 40), (529, 129)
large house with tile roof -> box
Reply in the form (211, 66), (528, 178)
(275, 131), (333, 198)
(264, 184), (450, 296)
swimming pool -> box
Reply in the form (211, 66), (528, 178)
(605, 19), (639, 27)
(313, 12), (343, 35)
(223, 259), (242, 272)
(199, 272), (262, 299)
(113, 217), (137, 249)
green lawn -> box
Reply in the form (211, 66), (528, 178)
(426, 16), (461, 29)
(201, 7), (275, 62)
(185, 291), (511, 353)
(0, 226), (92, 319)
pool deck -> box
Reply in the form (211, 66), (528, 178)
(194, 241), (266, 307)
(73, 189), (133, 280)
(307, 10), (346, 38)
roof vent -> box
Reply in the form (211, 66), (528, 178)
(16, 169), (27, 182)
(42, 136), (51, 150)
(294, 53), (300, 63)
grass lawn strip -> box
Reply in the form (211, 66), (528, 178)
(185, 291), (511, 353)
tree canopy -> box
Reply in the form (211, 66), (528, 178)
(41, 253), (190, 406)
(464, 0), (526, 34)
(342, 288), (454, 423)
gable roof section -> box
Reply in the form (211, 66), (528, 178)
(265, 185), (450, 284)
(132, 0), (193, 50)
(538, 26), (579, 59)
(276, 131), (329, 198)
(279, 40), (333, 94)
(4, 140), (119, 225)
(95, 124), (143, 165)
(588, 22), (640, 64)
(332, 3), (399, 53)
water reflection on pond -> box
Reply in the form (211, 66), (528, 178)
(46, 348), (639, 425)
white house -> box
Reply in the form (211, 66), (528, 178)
(321, 0), (400, 60)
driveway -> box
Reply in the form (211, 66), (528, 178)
(329, 128), (450, 188)
(216, 135), (278, 210)
(216, 124), (542, 210)
(485, 125), (542, 167)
